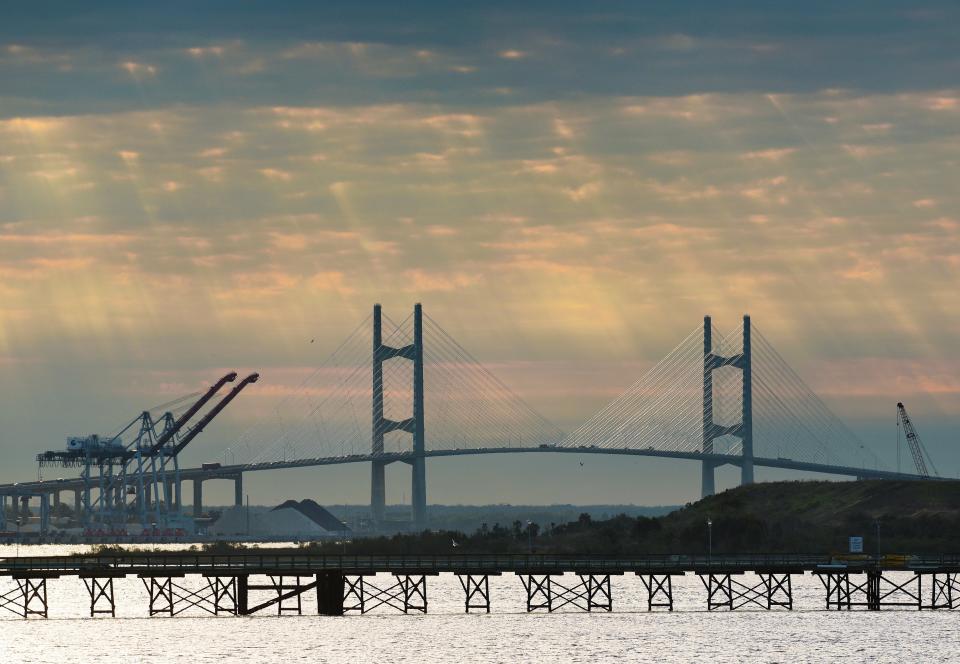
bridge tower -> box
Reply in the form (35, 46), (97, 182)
(701, 315), (753, 497)
(371, 303), (427, 528)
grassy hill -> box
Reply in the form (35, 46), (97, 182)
(654, 480), (960, 553)
(292, 479), (960, 555)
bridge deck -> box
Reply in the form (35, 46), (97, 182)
(0, 445), (928, 496)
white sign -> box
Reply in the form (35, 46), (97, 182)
(849, 536), (864, 553)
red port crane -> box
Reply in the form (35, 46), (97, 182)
(896, 402), (939, 478)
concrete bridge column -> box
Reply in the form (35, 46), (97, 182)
(701, 316), (716, 498)
(20, 495), (30, 519)
(53, 491), (61, 509)
(234, 474), (243, 507)
(74, 489), (82, 517)
(411, 303), (427, 528)
(740, 315), (754, 486)
(39, 494), (49, 534)
(371, 304), (387, 524)
(175, 481), (182, 511)
(193, 479), (203, 517)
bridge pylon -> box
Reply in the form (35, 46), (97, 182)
(701, 315), (754, 497)
(371, 303), (427, 529)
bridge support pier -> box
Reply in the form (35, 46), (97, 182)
(398, 574), (428, 613)
(816, 571), (921, 610)
(701, 573), (734, 610)
(370, 463), (386, 525)
(241, 575), (318, 615)
(233, 475), (243, 507)
(193, 479), (203, 517)
(17, 578), (49, 618)
(142, 576), (175, 616)
(82, 575), (118, 617)
(316, 572), (344, 615)
(458, 574), (494, 613)
(518, 573), (615, 612)
(343, 574), (430, 613)
(271, 576), (305, 615)
(699, 572), (794, 610)
(638, 573), (679, 611)
(237, 575), (248, 615)
(920, 572), (960, 609)
(700, 462), (715, 499)
(761, 573), (793, 609)
(520, 574), (553, 612)
(74, 489), (82, 518)
(206, 576), (239, 615)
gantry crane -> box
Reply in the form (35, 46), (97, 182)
(36, 371), (258, 533)
(896, 402), (939, 478)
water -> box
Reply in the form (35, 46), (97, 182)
(0, 545), (955, 663)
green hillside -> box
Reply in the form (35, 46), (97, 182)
(655, 480), (960, 553)
(288, 480), (960, 556)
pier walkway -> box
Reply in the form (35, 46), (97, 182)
(3, 552), (960, 617)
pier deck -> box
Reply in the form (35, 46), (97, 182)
(2, 553), (959, 617)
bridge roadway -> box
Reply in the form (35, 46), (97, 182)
(2, 552), (959, 616)
(0, 445), (928, 497)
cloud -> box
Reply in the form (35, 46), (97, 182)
(119, 61), (157, 77)
(403, 269), (483, 292)
(741, 148), (796, 161)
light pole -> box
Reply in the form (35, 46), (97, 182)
(15, 517), (22, 560)
(706, 517), (713, 564)
(526, 520), (533, 554)
(875, 520), (881, 561)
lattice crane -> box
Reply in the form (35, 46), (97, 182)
(897, 402), (938, 478)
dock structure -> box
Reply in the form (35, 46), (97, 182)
(2, 553), (960, 618)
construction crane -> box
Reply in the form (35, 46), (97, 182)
(896, 402), (939, 478)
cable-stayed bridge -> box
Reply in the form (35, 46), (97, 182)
(1, 304), (923, 532)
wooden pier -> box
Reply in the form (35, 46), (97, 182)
(2, 553), (959, 618)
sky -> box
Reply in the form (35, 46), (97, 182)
(0, 2), (958, 507)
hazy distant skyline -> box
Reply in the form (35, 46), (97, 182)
(1, 2), (958, 505)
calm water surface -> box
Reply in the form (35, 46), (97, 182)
(0, 545), (955, 663)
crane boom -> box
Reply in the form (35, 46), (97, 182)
(145, 372), (238, 455)
(897, 402), (938, 478)
(170, 373), (259, 456)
